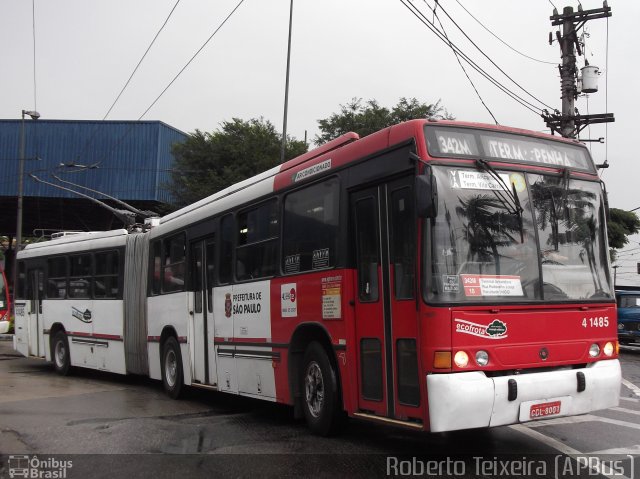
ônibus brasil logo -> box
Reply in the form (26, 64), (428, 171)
(454, 319), (508, 339)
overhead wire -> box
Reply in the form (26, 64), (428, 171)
(454, 0), (557, 65)
(429, 0), (555, 111)
(102, 0), (182, 121)
(137, 0), (246, 121)
(74, 0), (245, 176)
(429, 1), (498, 124)
(398, 0), (543, 116)
(75, 0), (183, 163)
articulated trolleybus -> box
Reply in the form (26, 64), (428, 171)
(13, 120), (620, 435)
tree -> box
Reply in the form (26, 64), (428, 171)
(167, 118), (307, 208)
(608, 208), (640, 250)
(315, 97), (453, 145)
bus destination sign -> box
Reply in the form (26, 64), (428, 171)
(426, 127), (594, 172)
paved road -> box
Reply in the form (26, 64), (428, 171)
(1, 339), (639, 478)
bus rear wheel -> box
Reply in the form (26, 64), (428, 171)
(161, 336), (183, 399)
(301, 341), (343, 436)
(51, 331), (71, 376)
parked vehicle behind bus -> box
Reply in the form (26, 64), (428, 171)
(13, 119), (621, 435)
(0, 268), (11, 334)
(616, 289), (640, 345)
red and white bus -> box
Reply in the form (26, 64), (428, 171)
(0, 267), (10, 333)
(13, 119), (621, 435)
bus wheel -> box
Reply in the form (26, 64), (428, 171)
(161, 336), (183, 399)
(301, 341), (342, 436)
(52, 331), (71, 376)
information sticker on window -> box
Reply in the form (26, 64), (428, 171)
(461, 274), (523, 297)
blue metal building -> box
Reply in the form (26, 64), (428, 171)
(0, 119), (187, 238)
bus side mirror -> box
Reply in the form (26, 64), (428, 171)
(416, 170), (438, 218)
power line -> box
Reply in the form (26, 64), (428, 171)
(430, 1), (498, 124)
(83, 0), (246, 171)
(103, 0), (182, 121)
(75, 0), (182, 163)
(398, 0), (543, 116)
(137, 0), (246, 121)
(454, 0), (556, 65)
(430, 0), (555, 111)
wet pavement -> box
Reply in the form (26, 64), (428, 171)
(1, 339), (639, 478)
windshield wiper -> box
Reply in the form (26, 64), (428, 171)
(475, 159), (523, 215)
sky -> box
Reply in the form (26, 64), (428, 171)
(1, 0), (638, 284)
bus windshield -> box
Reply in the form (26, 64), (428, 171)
(425, 165), (613, 303)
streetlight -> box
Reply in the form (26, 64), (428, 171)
(14, 109), (40, 291)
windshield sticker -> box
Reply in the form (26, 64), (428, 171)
(442, 275), (460, 293)
(284, 254), (301, 274)
(510, 173), (526, 193)
(455, 318), (508, 339)
(461, 274), (524, 297)
(449, 170), (511, 191)
(281, 283), (297, 318)
(322, 276), (342, 319)
(312, 248), (330, 269)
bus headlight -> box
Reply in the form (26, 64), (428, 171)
(454, 351), (469, 368)
(589, 343), (600, 358)
(603, 342), (614, 357)
(475, 350), (489, 366)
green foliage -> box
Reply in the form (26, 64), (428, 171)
(608, 208), (640, 250)
(315, 97), (453, 145)
(166, 118), (308, 208)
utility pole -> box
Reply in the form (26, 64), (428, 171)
(544, 2), (613, 138)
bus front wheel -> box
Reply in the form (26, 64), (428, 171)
(301, 341), (343, 436)
(161, 336), (183, 399)
(51, 331), (71, 376)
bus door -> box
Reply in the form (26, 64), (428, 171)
(189, 238), (217, 385)
(350, 176), (421, 420)
(26, 268), (45, 357)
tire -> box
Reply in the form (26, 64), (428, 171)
(51, 331), (71, 376)
(161, 336), (184, 399)
(301, 341), (343, 436)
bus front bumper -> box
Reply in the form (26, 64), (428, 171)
(426, 359), (621, 433)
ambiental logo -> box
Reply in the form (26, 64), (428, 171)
(71, 307), (92, 323)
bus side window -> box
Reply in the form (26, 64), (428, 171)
(151, 241), (161, 295)
(47, 257), (68, 299)
(94, 250), (119, 299)
(354, 196), (379, 302)
(16, 261), (26, 299)
(235, 200), (279, 281)
(219, 215), (233, 284)
(390, 186), (415, 300)
(282, 177), (339, 274)
(162, 234), (185, 293)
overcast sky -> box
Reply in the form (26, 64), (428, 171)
(1, 0), (638, 284)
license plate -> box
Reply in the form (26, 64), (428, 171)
(529, 400), (561, 419)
